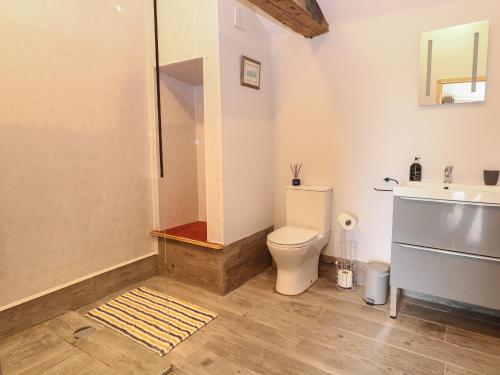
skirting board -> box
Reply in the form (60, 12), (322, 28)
(0, 255), (158, 340)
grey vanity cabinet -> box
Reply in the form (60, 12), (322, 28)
(393, 197), (500, 258)
(390, 197), (500, 317)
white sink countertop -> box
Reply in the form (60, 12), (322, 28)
(394, 181), (500, 205)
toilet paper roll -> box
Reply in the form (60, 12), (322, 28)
(337, 269), (353, 289)
(337, 213), (357, 231)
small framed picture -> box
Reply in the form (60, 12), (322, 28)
(240, 56), (261, 90)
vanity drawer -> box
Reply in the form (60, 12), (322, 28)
(393, 197), (500, 258)
(391, 243), (500, 310)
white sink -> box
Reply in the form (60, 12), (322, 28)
(394, 181), (500, 205)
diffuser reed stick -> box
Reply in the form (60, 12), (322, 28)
(290, 163), (302, 186)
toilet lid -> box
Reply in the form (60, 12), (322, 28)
(267, 226), (319, 247)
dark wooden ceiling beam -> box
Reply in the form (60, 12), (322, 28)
(247, 0), (329, 38)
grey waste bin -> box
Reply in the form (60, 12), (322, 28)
(364, 263), (389, 305)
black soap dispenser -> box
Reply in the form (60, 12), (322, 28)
(409, 157), (422, 181)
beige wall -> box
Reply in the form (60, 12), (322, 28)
(195, 86), (208, 222)
(158, 0), (224, 243)
(0, 0), (158, 308)
(269, 0), (500, 263)
(159, 74), (200, 229)
(218, 0), (274, 244)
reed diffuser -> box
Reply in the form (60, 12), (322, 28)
(290, 163), (302, 186)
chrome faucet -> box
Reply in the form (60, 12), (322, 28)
(444, 166), (454, 184)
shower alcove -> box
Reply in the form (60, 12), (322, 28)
(151, 57), (272, 295)
(152, 57), (221, 249)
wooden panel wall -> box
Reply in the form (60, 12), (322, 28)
(222, 227), (273, 293)
(158, 240), (223, 293)
(158, 226), (273, 295)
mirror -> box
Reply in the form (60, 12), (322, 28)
(419, 21), (490, 106)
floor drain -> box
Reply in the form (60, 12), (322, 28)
(73, 326), (96, 339)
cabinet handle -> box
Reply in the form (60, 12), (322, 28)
(397, 243), (500, 262)
(399, 196), (500, 207)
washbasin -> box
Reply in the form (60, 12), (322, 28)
(394, 181), (500, 205)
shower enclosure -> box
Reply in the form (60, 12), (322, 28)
(0, 0), (173, 373)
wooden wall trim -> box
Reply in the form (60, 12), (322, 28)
(1, 252), (157, 312)
(0, 255), (157, 340)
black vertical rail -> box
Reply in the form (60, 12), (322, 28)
(153, 0), (164, 178)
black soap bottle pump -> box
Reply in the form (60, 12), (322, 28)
(409, 157), (422, 181)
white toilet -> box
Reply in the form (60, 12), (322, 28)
(267, 185), (332, 295)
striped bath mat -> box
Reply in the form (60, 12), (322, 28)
(86, 287), (217, 356)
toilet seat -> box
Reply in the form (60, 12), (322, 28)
(267, 226), (319, 248)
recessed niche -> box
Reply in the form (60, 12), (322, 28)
(157, 57), (208, 244)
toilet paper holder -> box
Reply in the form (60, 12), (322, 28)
(336, 213), (358, 291)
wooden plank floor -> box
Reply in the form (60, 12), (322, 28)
(1, 269), (500, 374)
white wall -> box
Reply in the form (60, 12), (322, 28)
(218, 0), (274, 244)
(269, 0), (500, 262)
(0, 0), (158, 308)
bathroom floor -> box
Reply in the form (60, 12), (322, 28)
(1, 269), (500, 374)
